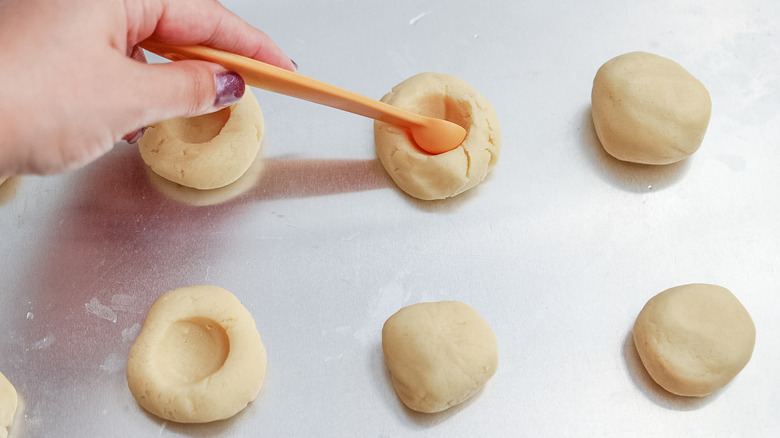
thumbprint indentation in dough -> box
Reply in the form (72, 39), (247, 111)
(168, 107), (232, 144)
(139, 89), (264, 190)
(417, 94), (473, 137)
(374, 72), (501, 200)
(127, 285), (266, 423)
(156, 317), (230, 385)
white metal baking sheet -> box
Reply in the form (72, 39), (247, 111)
(1, 0), (779, 436)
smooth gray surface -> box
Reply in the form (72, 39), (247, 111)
(2, 0), (779, 436)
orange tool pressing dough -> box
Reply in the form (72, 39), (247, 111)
(139, 41), (467, 155)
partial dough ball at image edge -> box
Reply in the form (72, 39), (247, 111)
(591, 51), (711, 165)
(374, 72), (501, 200)
(633, 284), (755, 397)
(382, 301), (498, 413)
(0, 371), (18, 438)
(126, 285), (267, 423)
(139, 88), (265, 190)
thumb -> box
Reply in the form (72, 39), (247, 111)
(126, 58), (245, 127)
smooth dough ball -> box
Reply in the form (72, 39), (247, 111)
(374, 73), (501, 200)
(139, 88), (264, 190)
(127, 285), (267, 423)
(382, 301), (498, 413)
(591, 52), (711, 165)
(633, 283), (755, 397)
(0, 371), (17, 438)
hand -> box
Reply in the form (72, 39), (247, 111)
(0, 0), (295, 177)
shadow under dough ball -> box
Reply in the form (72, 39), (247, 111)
(591, 52), (711, 165)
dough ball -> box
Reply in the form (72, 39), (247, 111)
(127, 285), (267, 423)
(591, 52), (711, 165)
(382, 301), (498, 413)
(0, 371), (17, 438)
(145, 140), (266, 207)
(633, 283), (755, 397)
(139, 88), (264, 190)
(374, 73), (501, 200)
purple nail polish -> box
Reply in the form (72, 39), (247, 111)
(214, 71), (245, 107)
(290, 58), (299, 71)
(123, 127), (146, 144)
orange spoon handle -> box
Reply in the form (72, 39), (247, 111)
(139, 40), (466, 155)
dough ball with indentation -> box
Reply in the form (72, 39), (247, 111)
(382, 301), (498, 413)
(126, 285), (266, 423)
(374, 73), (501, 200)
(591, 52), (711, 165)
(633, 283), (755, 397)
(139, 88), (264, 190)
(0, 371), (17, 438)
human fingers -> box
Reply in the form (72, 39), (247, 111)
(126, 0), (297, 71)
(120, 58), (246, 135)
(121, 46), (148, 143)
(122, 127), (146, 144)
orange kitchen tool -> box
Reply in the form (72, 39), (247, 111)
(139, 40), (467, 155)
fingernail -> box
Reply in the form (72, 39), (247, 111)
(123, 127), (146, 144)
(290, 58), (299, 71)
(214, 71), (245, 107)
(129, 45), (147, 63)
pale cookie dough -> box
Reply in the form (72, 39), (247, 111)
(145, 139), (266, 207)
(591, 52), (711, 165)
(127, 285), (267, 423)
(382, 301), (498, 413)
(633, 284), (755, 397)
(0, 371), (17, 438)
(374, 73), (501, 200)
(139, 88), (265, 190)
